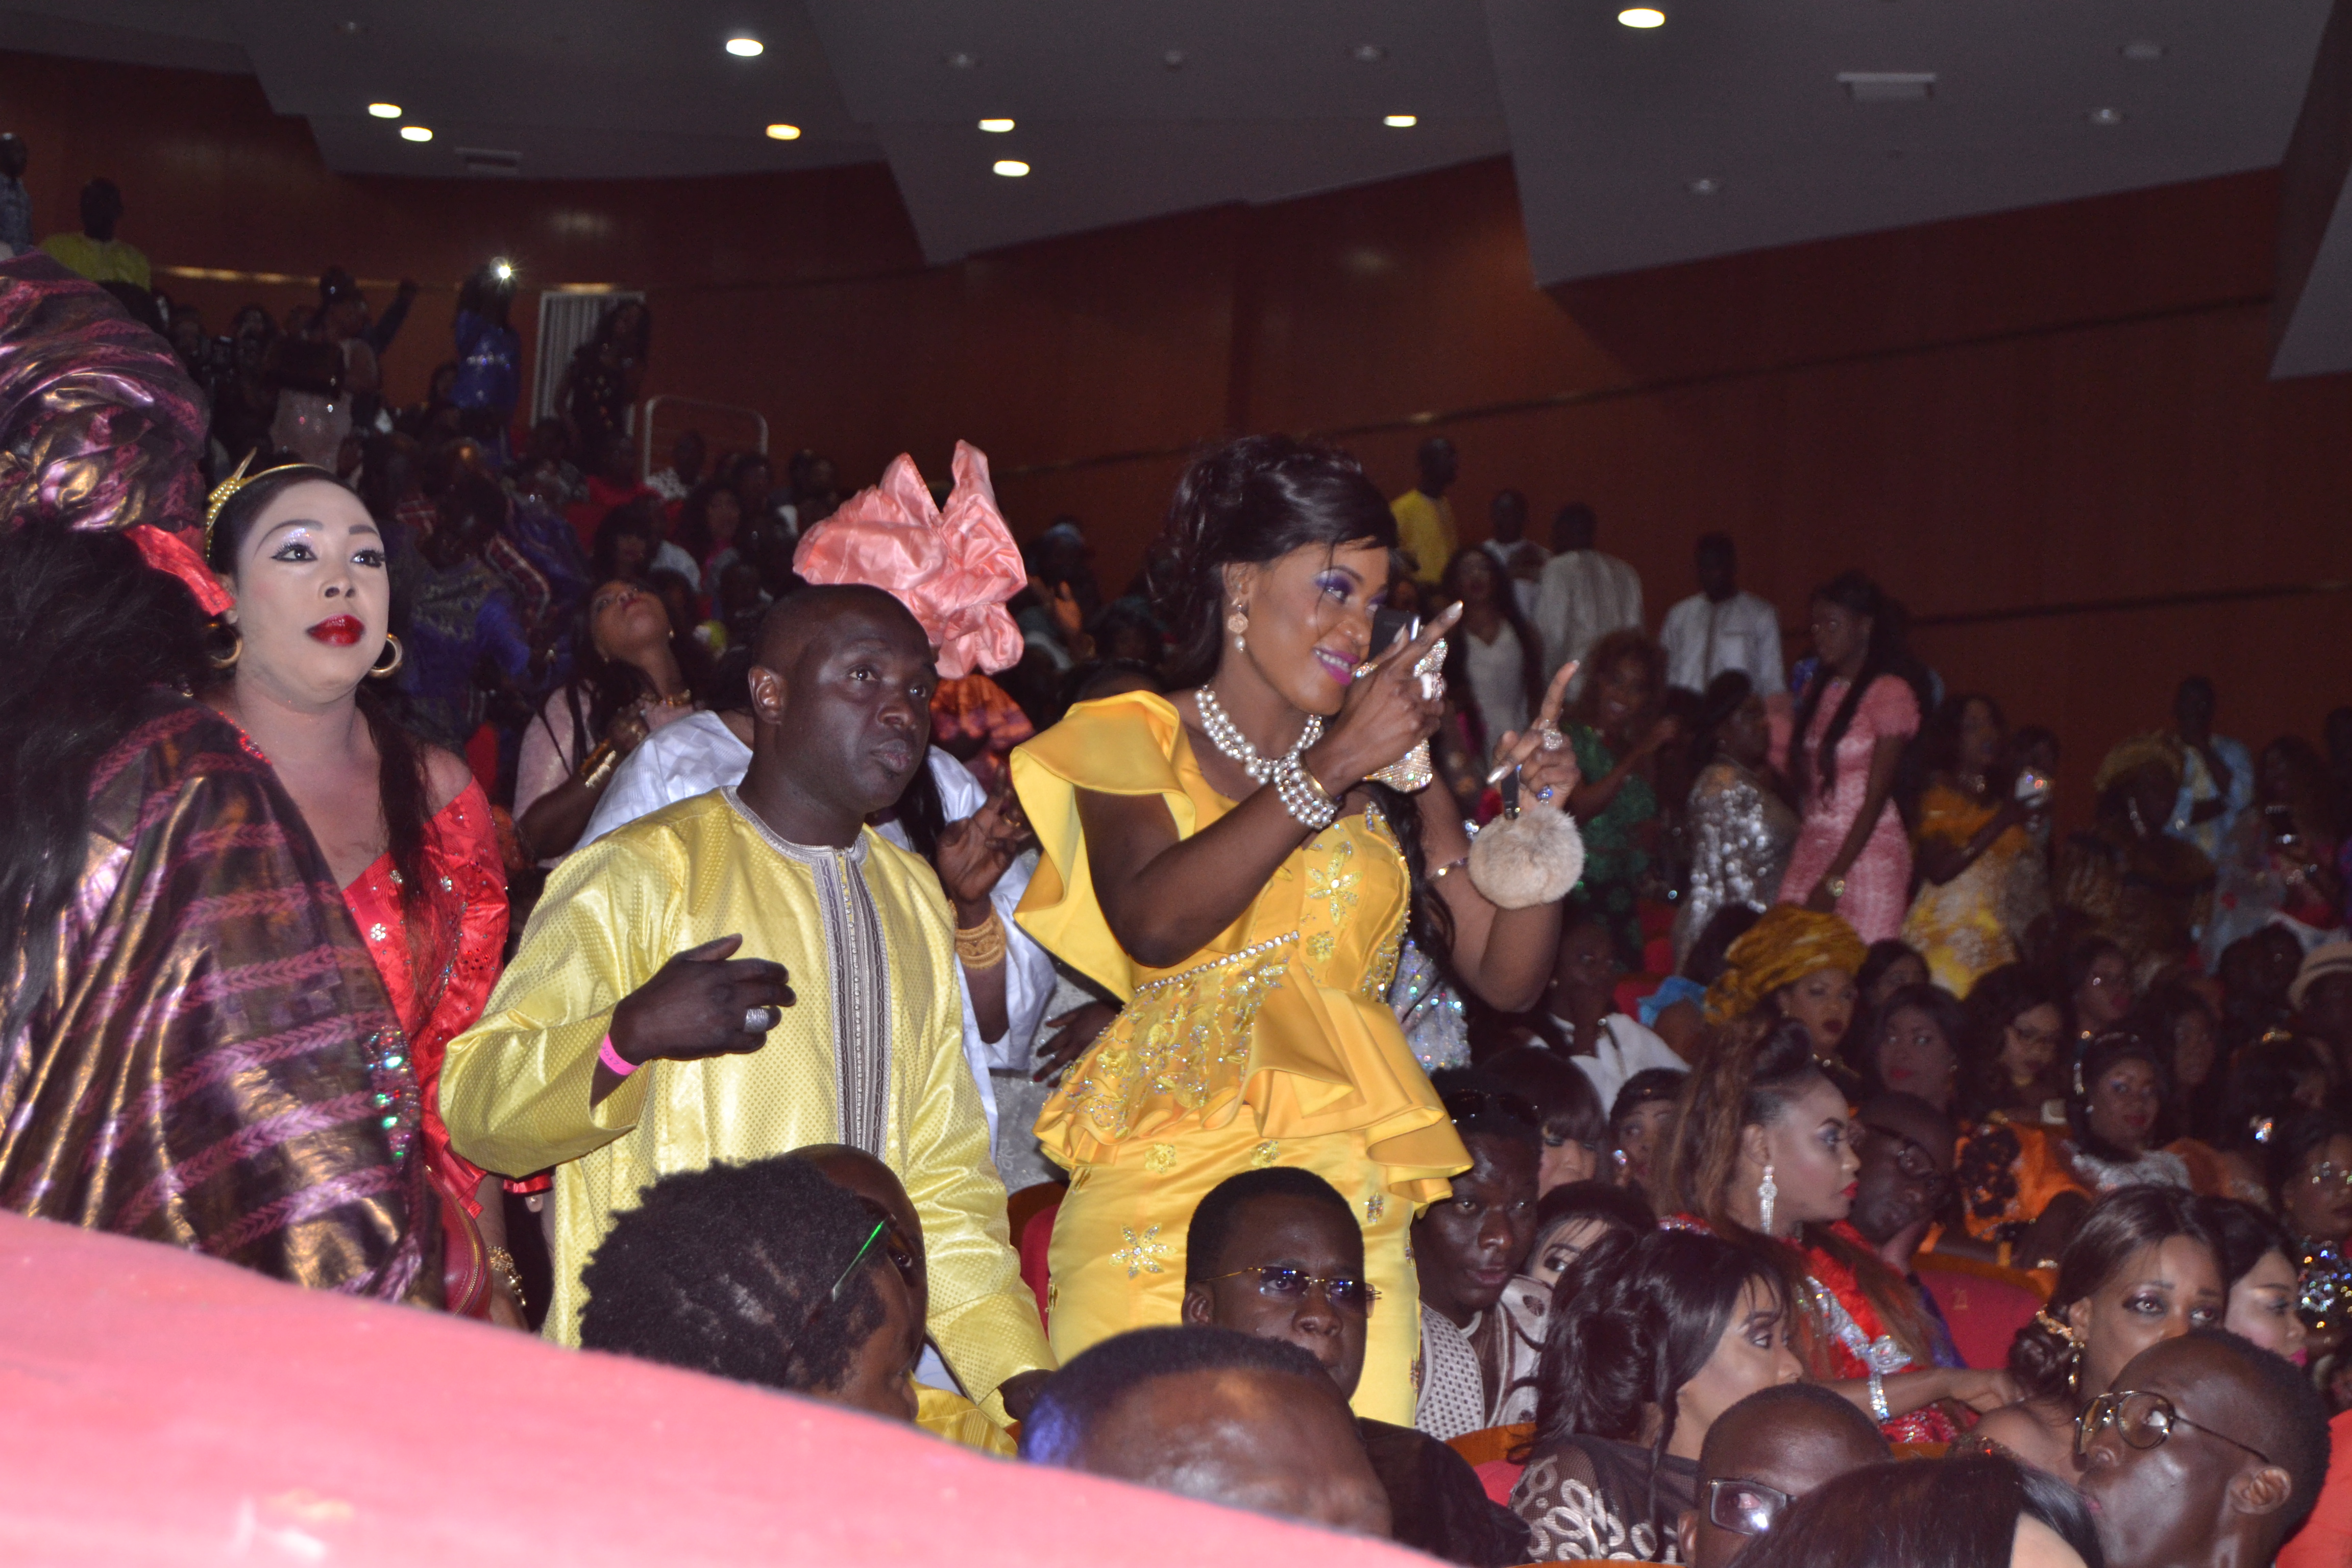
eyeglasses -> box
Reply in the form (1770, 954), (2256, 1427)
(1707, 1477), (1795, 1537)
(1202, 1266), (1380, 1315)
(1858, 1121), (1951, 1194)
(2075, 1389), (2277, 1467)
(2308, 1162), (2352, 1189)
(805, 1215), (920, 1331)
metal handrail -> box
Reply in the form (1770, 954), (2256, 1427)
(641, 396), (768, 479)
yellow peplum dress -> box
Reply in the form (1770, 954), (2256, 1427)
(1011, 691), (1470, 1424)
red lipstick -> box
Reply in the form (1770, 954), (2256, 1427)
(307, 615), (364, 646)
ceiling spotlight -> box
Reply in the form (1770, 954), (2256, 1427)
(1353, 43), (1388, 63)
(334, 19), (366, 36)
(977, 117), (1015, 133)
(765, 123), (801, 140)
(367, 102), (401, 119)
(993, 159), (1030, 178)
(945, 50), (978, 69)
(2122, 40), (2166, 61)
(724, 36), (763, 57)
(2088, 106), (2126, 126)
(1618, 8), (1667, 28)
(1687, 177), (1721, 195)
(490, 258), (515, 282)
(399, 125), (433, 142)
(1383, 114), (1417, 128)
(1162, 48), (1186, 69)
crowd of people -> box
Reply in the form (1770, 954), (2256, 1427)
(10, 212), (2352, 1568)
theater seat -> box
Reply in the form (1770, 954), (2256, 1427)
(1447, 1423), (1535, 1505)
(1914, 1251), (2049, 1371)
(1016, 1192), (1060, 1327)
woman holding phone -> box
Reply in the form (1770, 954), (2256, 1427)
(1011, 436), (1581, 1422)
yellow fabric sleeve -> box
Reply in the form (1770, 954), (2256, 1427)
(1009, 690), (1201, 1001)
(438, 827), (680, 1177)
(915, 1384), (1019, 1457)
(878, 836), (1057, 1414)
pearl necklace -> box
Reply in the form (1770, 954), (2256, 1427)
(1194, 685), (1322, 785)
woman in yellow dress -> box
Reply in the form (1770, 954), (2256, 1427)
(1900, 693), (2047, 997)
(1012, 436), (1580, 1423)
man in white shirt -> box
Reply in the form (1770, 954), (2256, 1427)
(1659, 533), (1785, 697)
(1479, 488), (1548, 620)
(1531, 502), (1642, 686)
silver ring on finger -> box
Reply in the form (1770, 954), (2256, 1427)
(1420, 670), (1446, 702)
(744, 1004), (781, 1033)
(1539, 723), (1566, 752)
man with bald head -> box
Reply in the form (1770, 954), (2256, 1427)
(445, 585), (1052, 1423)
(1675, 1382), (1890, 1566)
(2078, 1329), (2331, 1568)
(1024, 1325), (1391, 1537)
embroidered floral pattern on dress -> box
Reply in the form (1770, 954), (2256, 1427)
(1143, 1143), (1177, 1174)
(1060, 937), (1298, 1141)
(1250, 1140), (1280, 1168)
(1112, 1224), (1169, 1278)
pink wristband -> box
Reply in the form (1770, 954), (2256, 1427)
(597, 1034), (636, 1078)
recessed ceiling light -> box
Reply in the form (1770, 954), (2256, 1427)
(334, 19), (366, 36)
(977, 117), (1015, 133)
(724, 36), (763, 58)
(765, 123), (801, 140)
(993, 159), (1030, 178)
(945, 50), (978, 69)
(1162, 48), (1187, 69)
(1687, 177), (1721, 195)
(1618, 8), (1666, 29)
(2088, 106), (2126, 126)
(2122, 40), (2166, 61)
(1353, 43), (1387, 63)
(399, 125), (432, 142)
(1383, 114), (1417, 128)
(1840, 71), (1935, 102)
(367, 102), (401, 119)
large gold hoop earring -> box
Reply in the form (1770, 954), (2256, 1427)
(369, 634), (404, 679)
(208, 629), (242, 671)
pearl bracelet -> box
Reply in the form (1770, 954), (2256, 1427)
(1273, 753), (1338, 830)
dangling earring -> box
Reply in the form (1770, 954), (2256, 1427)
(1757, 1162), (1777, 1235)
(369, 634), (404, 679)
(2127, 797), (2147, 838)
(208, 628), (242, 671)
(1226, 605), (1248, 653)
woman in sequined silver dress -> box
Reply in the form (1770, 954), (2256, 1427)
(1674, 673), (1798, 968)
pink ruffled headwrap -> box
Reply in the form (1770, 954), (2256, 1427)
(792, 440), (1024, 678)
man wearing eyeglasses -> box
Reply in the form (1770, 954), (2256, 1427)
(1181, 1167), (1533, 1566)
(2077, 1330), (2330, 1568)
(1847, 1092), (1965, 1366)
(1674, 1382), (1889, 1566)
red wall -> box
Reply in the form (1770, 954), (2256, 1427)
(14, 48), (2352, 807)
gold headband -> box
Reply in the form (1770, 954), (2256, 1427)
(202, 452), (329, 564)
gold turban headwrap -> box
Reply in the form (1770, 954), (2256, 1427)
(2092, 732), (2183, 797)
(1703, 903), (1869, 1025)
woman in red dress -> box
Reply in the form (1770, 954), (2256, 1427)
(1659, 1015), (2015, 1442)
(203, 460), (518, 1322)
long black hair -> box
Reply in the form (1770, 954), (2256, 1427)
(0, 524), (208, 1020)
(1439, 544), (1544, 753)
(1791, 570), (1902, 799)
(1147, 437), (1458, 972)
(206, 465), (445, 978)
(1521, 1226), (1779, 1504)
(548, 577), (713, 769)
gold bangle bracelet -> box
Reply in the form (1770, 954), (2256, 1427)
(954, 909), (1008, 969)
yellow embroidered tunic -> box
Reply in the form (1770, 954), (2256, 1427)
(1011, 691), (1469, 1423)
(439, 790), (1050, 1419)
